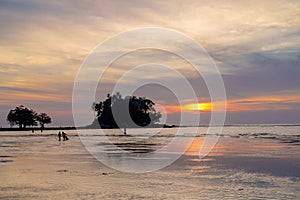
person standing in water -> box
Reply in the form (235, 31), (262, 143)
(58, 131), (62, 141)
(62, 131), (69, 141)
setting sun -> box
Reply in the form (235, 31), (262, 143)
(184, 103), (212, 111)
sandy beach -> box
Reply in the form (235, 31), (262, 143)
(0, 126), (300, 199)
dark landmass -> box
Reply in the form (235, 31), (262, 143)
(0, 127), (77, 132)
(0, 124), (177, 132)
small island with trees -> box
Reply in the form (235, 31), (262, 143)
(89, 92), (164, 129)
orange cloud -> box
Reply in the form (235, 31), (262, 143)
(227, 94), (300, 112)
(0, 89), (71, 106)
(163, 105), (182, 114)
(158, 93), (300, 114)
(161, 103), (213, 114)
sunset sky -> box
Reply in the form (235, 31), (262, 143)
(0, 0), (300, 127)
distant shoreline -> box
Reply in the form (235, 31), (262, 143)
(0, 123), (300, 132)
(0, 127), (77, 132)
(0, 124), (177, 132)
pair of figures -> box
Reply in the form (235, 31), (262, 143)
(58, 131), (69, 141)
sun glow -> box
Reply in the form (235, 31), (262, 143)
(184, 103), (212, 111)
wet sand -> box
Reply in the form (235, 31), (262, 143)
(0, 129), (300, 199)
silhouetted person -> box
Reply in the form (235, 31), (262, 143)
(32, 129), (34, 133)
(123, 127), (126, 135)
(62, 131), (69, 141)
(58, 131), (62, 141)
(62, 131), (66, 141)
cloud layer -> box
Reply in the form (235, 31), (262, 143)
(0, 0), (299, 126)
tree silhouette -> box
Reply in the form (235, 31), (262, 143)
(7, 105), (37, 129)
(92, 93), (161, 128)
(7, 105), (52, 129)
(37, 113), (52, 129)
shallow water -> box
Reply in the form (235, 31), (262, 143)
(0, 126), (299, 199)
